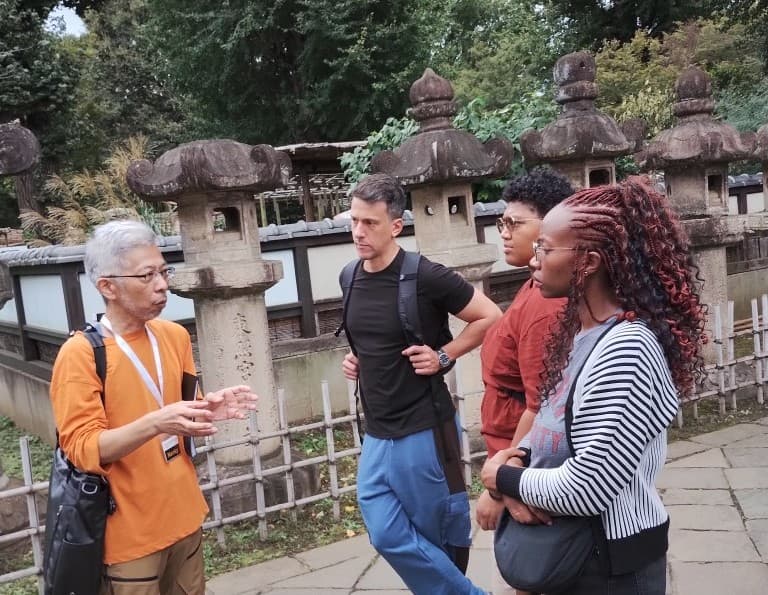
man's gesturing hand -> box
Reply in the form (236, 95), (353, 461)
(204, 385), (258, 421)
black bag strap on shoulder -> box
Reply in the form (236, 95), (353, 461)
(335, 259), (363, 355)
(335, 251), (426, 348)
(81, 323), (106, 400)
(397, 251), (424, 345)
(563, 318), (621, 575)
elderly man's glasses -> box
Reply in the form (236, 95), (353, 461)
(103, 267), (176, 283)
(532, 241), (582, 261)
(495, 216), (540, 234)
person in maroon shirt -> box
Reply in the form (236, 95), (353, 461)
(477, 168), (573, 595)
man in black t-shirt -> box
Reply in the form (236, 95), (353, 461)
(340, 173), (500, 595)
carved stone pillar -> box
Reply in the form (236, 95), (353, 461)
(128, 140), (291, 462)
(636, 67), (755, 359)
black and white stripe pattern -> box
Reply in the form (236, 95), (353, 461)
(519, 321), (678, 543)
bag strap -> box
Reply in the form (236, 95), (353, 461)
(563, 319), (620, 456)
(55, 324), (107, 446)
(562, 318), (621, 573)
(81, 323), (106, 404)
(334, 258), (362, 355)
(398, 251), (424, 345)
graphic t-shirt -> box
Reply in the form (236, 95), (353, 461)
(521, 317), (618, 469)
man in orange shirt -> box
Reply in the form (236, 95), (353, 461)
(50, 220), (258, 594)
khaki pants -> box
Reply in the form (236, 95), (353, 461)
(101, 529), (204, 595)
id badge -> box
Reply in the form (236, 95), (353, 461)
(162, 435), (180, 462)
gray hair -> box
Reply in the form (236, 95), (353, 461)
(85, 220), (158, 285)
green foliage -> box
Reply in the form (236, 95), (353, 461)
(339, 117), (419, 184)
(716, 79), (768, 133)
(0, 416), (51, 482)
(145, 0), (436, 145)
(545, 0), (723, 47)
(596, 19), (768, 140)
(48, 0), (189, 172)
(20, 136), (170, 245)
(0, 1), (76, 120)
(0, 178), (20, 228)
(341, 94), (559, 201)
(0, 0), (79, 158)
(447, 1), (566, 109)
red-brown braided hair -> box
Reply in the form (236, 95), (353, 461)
(539, 176), (707, 400)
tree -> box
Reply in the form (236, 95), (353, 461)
(0, 0), (79, 211)
(544, 0), (721, 47)
(595, 19), (767, 138)
(20, 135), (171, 245)
(63, 0), (189, 166)
(145, 0), (441, 145)
(447, 1), (566, 109)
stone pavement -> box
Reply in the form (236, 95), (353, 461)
(207, 418), (768, 595)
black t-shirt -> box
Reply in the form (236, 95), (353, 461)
(343, 249), (475, 439)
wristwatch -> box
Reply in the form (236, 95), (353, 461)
(436, 348), (453, 370)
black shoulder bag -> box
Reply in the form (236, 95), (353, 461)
(494, 321), (618, 593)
(43, 324), (115, 595)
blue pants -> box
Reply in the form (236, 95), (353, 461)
(357, 422), (485, 595)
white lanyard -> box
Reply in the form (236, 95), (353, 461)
(100, 316), (164, 409)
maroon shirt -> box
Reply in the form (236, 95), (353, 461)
(480, 279), (565, 456)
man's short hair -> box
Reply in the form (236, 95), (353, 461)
(85, 220), (158, 285)
(502, 167), (574, 218)
(351, 173), (406, 220)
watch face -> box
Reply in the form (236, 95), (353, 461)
(438, 350), (451, 367)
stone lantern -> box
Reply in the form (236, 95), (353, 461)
(637, 66), (755, 218)
(371, 68), (513, 281)
(370, 67), (513, 417)
(520, 52), (631, 190)
(0, 121), (40, 176)
(757, 125), (768, 211)
(128, 140), (291, 462)
(636, 66), (755, 357)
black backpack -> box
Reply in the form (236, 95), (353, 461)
(43, 324), (114, 595)
(335, 251), (453, 354)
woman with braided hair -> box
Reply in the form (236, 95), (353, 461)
(481, 176), (706, 594)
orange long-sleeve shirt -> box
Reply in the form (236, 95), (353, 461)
(50, 318), (208, 564)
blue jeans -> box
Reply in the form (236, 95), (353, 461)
(551, 552), (666, 594)
(357, 422), (485, 595)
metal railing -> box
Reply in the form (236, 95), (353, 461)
(1, 295), (767, 593)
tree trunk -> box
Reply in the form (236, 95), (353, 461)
(15, 170), (39, 214)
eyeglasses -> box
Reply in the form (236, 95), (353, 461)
(103, 266), (176, 283)
(531, 241), (582, 261)
(495, 216), (540, 234)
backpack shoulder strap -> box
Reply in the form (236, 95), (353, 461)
(399, 251), (424, 346)
(81, 323), (106, 405)
(335, 259), (363, 352)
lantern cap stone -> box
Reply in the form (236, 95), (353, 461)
(127, 139), (292, 200)
(0, 122), (40, 176)
(371, 69), (513, 186)
(636, 66), (755, 169)
(520, 52), (631, 165)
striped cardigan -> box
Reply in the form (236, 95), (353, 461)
(496, 320), (679, 574)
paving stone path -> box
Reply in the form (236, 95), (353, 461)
(207, 418), (768, 594)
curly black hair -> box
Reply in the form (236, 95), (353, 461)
(502, 167), (574, 217)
